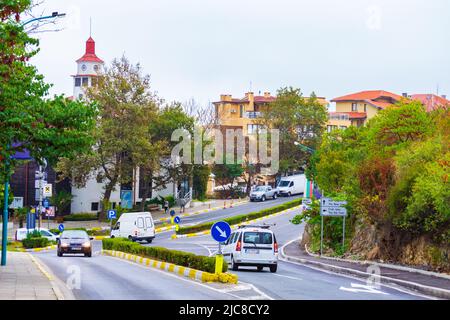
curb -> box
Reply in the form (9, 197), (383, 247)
(279, 239), (450, 300)
(28, 253), (75, 300)
(171, 206), (301, 240)
(18, 245), (57, 253)
(102, 249), (238, 284)
(154, 200), (248, 224)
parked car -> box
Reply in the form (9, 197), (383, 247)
(110, 212), (155, 243)
(57, 230), (93, 257)
(249, 185), (278, 202)
(277, 174), (306, 197)
(222, 225), (278, 273)
(15, 228), (58, 242)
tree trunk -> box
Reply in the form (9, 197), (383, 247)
(100, 177), (117, 220)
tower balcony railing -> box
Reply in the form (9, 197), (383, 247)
(245, 111), (262, 119)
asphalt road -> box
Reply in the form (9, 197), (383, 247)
(151, 208), (428, 300)
(31, 196), (429, 300)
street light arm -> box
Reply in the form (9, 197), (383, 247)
(294, 141), (315, 154)
(21, 12), (66, 27)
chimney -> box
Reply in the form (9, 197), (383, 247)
(402, 93), (408, 98)
(245, 92), (254, 101)
(264, 92), (271, 98)
(220, 94), (232, 102)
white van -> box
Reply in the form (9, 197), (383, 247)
(222, 225), (278, 273)
(110, 212), (155, 243)
(277, 174), (306, 197)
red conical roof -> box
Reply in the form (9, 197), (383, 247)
(77, 36), (104, 63)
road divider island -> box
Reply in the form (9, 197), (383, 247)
(173, 198), (302, 238)
(102, 238), (238, 284)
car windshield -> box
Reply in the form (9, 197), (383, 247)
(243, 232), (273, 244)
(254, 186), (266, 192)
(278, 181), (290, 187)
(61, 230), (88, 240)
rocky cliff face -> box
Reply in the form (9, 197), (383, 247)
(302, 215), (450, 273)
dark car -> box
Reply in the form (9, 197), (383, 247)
(57, 230), (93, 257)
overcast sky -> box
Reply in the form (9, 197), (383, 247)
(30, 0), (450, 107)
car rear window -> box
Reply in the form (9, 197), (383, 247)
(61, 230), (88, 239)
(243, 232), (273, 244)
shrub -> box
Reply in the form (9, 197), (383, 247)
(22, 237), (49, 249)
(64, 213), (98, 221)
(50, 227), (87, 235)
(177, 198), (302, 235)
(102, 238), (226, 273)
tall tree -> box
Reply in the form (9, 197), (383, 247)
(0, 0), (96, 180)
(258, 87), (328, 175)
(57, 56), (160, 216)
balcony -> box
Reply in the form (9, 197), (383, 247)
(245, 111), (261, 119)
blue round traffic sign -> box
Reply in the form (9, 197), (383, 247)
(58, 224), (65, 232)
(170, 210), (176, 217)
(211, 221), (232, 243)
(174, 216), (181, 224)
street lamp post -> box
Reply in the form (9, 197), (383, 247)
(1, 12), (66, 267)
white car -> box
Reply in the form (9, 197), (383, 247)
(15, 228), (58, 242)
(222, 225), (278, 273)
(110, 212), (155, 243)
(250, 186), (278, 202)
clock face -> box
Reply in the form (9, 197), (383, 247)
(81, 64), (87, 71)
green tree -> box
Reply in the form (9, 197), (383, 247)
(57, 56), (160, 217)
(0, 1), (97, 175)
(49, 190), (73, 217)
(258, 87), (328, 175)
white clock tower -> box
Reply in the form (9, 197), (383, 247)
(72, 36), (104, 100)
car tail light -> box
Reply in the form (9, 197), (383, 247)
(236, 240), (242, 252)
(274, 241), (279, 253)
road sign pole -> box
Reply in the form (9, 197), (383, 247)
(38, 165), (43, 229)
(342, 216), (346, 252)
(1, 160), (10, 266)
(215, 242), (223, 274)
(320, 215), (324, 256)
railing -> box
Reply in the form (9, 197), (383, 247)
(328, 113), (349, 121)
(245, 112), (262, 119)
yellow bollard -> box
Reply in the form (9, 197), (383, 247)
(223, 201), (226, 209)
(215, 254), (224, 274)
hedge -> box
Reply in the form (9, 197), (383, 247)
(102, 238), (226, 273)
(50, 227), (109, 236)
(177, 198), (302, 235)
(22, 237), (49, 249)
(63, 213), (98, 221)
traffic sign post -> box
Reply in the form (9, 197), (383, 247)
(107, 210), (117, 231)
(43, 198), (51, 229)
(320, 198), (348, 256)
(211, 221), (232, 275)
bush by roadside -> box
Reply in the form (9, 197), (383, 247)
(63, 213), (98, 221)
(22, 231), (51, 249)
(102, 237), (226, 273)
(50, 227), (109, 236)
(177, 198), (302, 235)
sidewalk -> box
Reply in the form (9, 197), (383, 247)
(281, 239), (450, 299)
(0, 252), (60, 300)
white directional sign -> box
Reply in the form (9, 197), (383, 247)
(321, 206), (348, 217)
(43, 184), (53, 197)
(321, 198), (347, 208)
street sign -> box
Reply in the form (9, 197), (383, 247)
(35, 180), (47, 189)
(46, 207), (55, 217)
(43, 198), (50, 209)
(107, 210), (117, 220)
(58, 224), (65, 232)
(9, 197), (24, 209)
(321, 206), (348, 217)
(43, 184), (52, 197)
(211, 221), (232, 243)
(170, 210), (175, 217)
(321, 198), (347, 208)
(174, 216), (181, 224)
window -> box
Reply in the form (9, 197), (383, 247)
(145, 217), (153, 228)
(113, 222), (120, 230)
(78, 94), (83, 99)
(91, 77), (98, 87)
(243, 232), (273, 244)
(82, 77), (89, 87)
(352, 103), (358, 112)
(74, 77), (81, 87)
(247, 124), (264, 135)
(240, 105), (244, 118)
(290, 182), (294, 187)
(137, 217), (144, 228)
(327, 125), (338, 133)
(340, 126), (347, 130)
(364, 104), (367, 112)
(91, 202), (99, 211)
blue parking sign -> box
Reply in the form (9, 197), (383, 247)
(211, 221), (232, 243)
(107, 210), (117, 220)
(43, 198), (50, 209)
